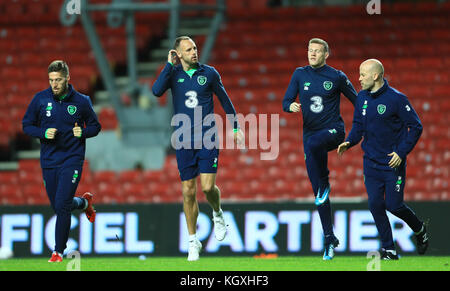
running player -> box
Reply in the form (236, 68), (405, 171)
(152, 36), (242, 261)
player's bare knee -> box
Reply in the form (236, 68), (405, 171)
(182, 186), (196, 201)
(202, 184), (216, 195)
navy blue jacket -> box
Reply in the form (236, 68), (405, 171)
(346, 80), (423, 170)
(152, 62), (238, 144)
(282, 64), (357, 138)
(22, 84), (101, 168)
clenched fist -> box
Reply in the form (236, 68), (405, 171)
(73, 122), (82, 138)
(289, 102), (301, 112)
(234, 128), (245, 148)
(45, 128), (57, 139)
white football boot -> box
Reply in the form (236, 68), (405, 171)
(187, 239), (202, 261)
(213, 210), (227, 241)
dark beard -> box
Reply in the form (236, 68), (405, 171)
(53, 84), (68, 98)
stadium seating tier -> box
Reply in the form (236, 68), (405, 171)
(0, 1), (448, 204)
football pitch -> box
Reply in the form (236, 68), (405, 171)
(1, 256), (449, 271)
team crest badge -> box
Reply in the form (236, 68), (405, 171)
(377, 104), (386, 115)
(323, 81), (333, 90)
(197, 76), (207, 86)
(67, 105), (77, 115)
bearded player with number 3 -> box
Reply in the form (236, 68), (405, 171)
(282, 38), (358, 260)
(152, 36), (243, 261)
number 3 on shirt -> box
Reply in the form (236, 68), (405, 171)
(185, 90), (199, 108)
(310, 96), (324, 113)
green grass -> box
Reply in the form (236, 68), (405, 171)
(1, 256), (449, 271)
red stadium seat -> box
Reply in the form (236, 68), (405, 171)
(93, 171), (117, 184)
(122, 182), (149, 199)
(21, 184), (47, 205)
(19, 159), (41, 172)
(118, 170), (143, 184)
(151, 183), (171, 196)
(97, 182), (122, 198)
(76, 182), (97, 197)
(419, 57), (443, 69)
(0, 183), (22, 198)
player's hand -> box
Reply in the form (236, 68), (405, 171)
(45, 128), (57, 139)
(337, 141), (350, 156)
(234, 129), (244, 148)
(388, 152), (402, 168)
(168, 49), (179, 65)
(73, 122), (82, 138)
(289, 102), (301, 112)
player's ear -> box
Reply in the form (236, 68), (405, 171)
(372, 72), (379, 81)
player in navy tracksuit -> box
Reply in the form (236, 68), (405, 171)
(338, 59), (429, 259)
(282, 38), (357, 260)
(152, 36), (242, 261)
(22, 61), (100, 262)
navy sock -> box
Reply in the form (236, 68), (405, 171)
(317, 199), (334, 239)
(71, 197), (86, 211)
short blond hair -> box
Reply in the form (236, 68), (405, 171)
(308, 38), (329, 54)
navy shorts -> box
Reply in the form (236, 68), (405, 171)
(176, 148), (219, 181)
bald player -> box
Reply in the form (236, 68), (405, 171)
(337, 59), (429, 260)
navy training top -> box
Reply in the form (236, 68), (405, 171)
(282, 64), (357, 139)
(152, 62), (238, 148)
(346, 79), (423, 170)
(22, 84), (101, 168)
